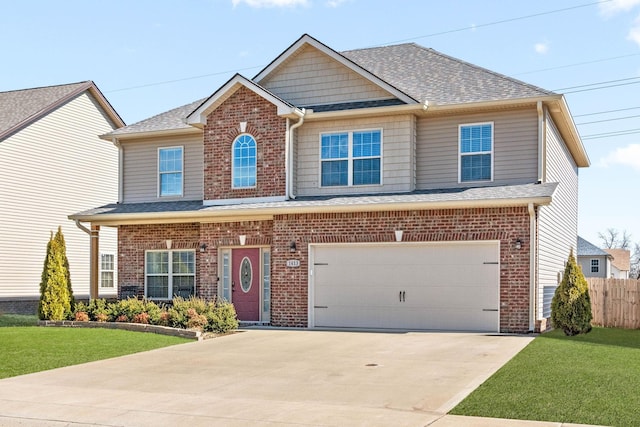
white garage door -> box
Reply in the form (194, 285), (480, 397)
(310, 241), (500, 332)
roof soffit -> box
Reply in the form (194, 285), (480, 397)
(253, 34), (417, 105)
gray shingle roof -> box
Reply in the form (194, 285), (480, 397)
(71, 182), (557, 220)
(108, 98), (206, 136)
(341, 43), (554, 105)
(0, 81), (92, 140)
(577, 236), (609, 257)
(105, 39), (557, 137)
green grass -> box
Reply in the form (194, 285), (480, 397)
(0, 314), (191, 379)
(451, 327), (640, 427)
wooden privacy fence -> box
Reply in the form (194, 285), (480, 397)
(587, 278), (640, 329)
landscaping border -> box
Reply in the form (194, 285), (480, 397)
(38, 320), (206, 341)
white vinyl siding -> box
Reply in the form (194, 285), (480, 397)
(259, 44), (396, 107)
(122, 135), (203, 203)
(0, 92), (118, 298)
(416, 108), (538, 189)
(537, 111), (579, 319)
(296, 115), (414, 196)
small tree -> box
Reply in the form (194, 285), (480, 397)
(54, 226), (75, 313)
(551, 249), (592, 336)
(38, 230), (72, 320)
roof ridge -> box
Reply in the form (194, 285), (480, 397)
(0, 80), (91, 95)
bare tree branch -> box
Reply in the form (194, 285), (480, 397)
(598, 228), (618, 249)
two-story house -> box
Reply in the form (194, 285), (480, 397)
(1, 81), (123, 314)
(71, 35), (589, 333)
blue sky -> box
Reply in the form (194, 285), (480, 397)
(2, 0), (639, 248)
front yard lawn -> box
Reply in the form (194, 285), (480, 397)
(451, 327), (640, 426)
(0, 314), (190, 379)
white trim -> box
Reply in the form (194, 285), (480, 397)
(157, 146), (184, 197)
(318, 128), (383, 188)
(253, 34), (416, 105)
(186, 74), (302, 126)
(231, 133), (257, 190)
(99, 252), (116, 289)
(307, 240), (501, 331)
(458, 122), (494, 184)
(203, 195), (287, 206)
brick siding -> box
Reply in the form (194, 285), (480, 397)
(117, 206), (532, 333)
(203, 86), (287, 201)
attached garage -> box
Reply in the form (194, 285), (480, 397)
(309, 241), (500, 332)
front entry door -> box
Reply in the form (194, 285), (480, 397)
(232, 248), (261, 321)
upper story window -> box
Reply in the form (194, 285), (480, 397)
(158, 147), (183, 196)
(591, 259), (600, 273)
(232, 135), (257, 188)
(459, 123), (493, 183)
(320, 129), (381, 187)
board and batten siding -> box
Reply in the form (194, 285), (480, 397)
(0, 92), (118, 298)
(295, 115), (415, 196)
(537, 111), (579, 319)
(416, 108), (539, 189)
(260, 44), (396, 107)
(122, 135), (203, 203)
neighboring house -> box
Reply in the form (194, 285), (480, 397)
(604, 248), (631, 279)
(70, 35), (590, 333)
(577, 237), (612, 278)
(0, 81), (124, 314)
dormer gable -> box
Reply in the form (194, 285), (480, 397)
(186, 74), (303, 128)
(253, 34), (416, 110)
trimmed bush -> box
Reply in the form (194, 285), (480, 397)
(38, 230), (72, 320)
(551, 250), (593, 336)
(206, 299), (239, 333)
(87, 299), (110, 322)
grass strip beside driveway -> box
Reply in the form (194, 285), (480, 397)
(451, 327), (640, 426)
(0, 316), (190, 379)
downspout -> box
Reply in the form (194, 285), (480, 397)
(287, 108), (306, 200)
(536, 101), (546, 183)
(112, 138), (123, 203)
(528, 203), (536, 332)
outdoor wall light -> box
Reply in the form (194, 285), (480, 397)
(165, 239), (172, 250)
(515, 239), (522, 250)
(290, 240), (297, 252)
(199, 243), (207, 253)
(239, 235), (247, 246)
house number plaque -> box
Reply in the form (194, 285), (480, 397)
(286, 259), (300, 268)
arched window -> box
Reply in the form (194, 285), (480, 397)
(232, 134), (257, 188)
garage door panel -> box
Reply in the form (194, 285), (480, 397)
(312, 242), (500, 332)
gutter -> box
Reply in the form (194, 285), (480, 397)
(286, 108), (306, 200)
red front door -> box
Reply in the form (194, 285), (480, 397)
(232, 248), (261, 321)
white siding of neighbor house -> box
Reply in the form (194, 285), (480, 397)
(537, 111), (579, 319)
(122, 135), (203, 203)
(295, 115), (415, 196)
(0, 92), (118, 298)
(416, 108), (539, 189)
(260, 44), (396, 107)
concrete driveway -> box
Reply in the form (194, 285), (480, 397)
(0, 329), (533, 426)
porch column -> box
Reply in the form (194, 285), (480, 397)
(90, 224), (100, 300)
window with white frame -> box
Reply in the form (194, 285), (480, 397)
(459, 123), (493, 182)
(145, 250), (195, 299)
(158, 147), (183, 196)
(591, 259), (600, 273)
(320, 130), (381, 187)
(100, 254), (115, 288)
(232, 134), (257, 188)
